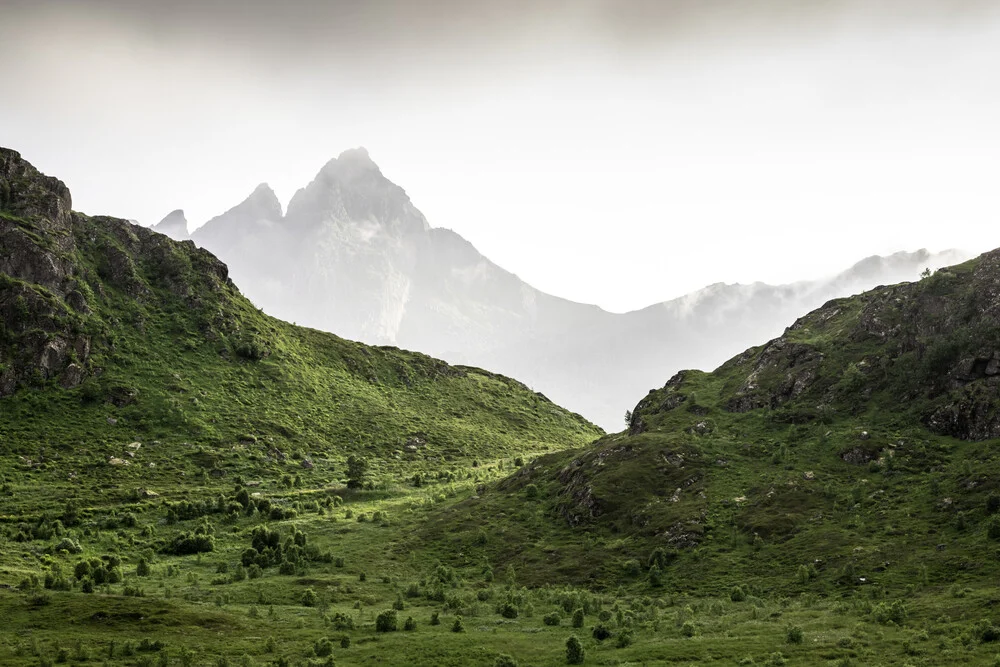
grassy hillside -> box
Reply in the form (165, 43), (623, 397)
(0, 149), (613, 666)
(414, 251), (1000, 664)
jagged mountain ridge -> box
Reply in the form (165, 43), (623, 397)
(177, 148), (969, 430)
(0, 146), (600, 464)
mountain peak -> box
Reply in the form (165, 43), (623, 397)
(243, 182), (282, 217)
(153, 209), (189, 241)
(317, 146), (380, 182)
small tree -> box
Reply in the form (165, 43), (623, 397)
(571, 608), (584, 628)
(495, 655), (518, 667)
(301, 588), (318, 607)
(346, 455), (369, 489)
(451, 616), (465, 633)
(566, 636), (585, 664)
(404, 616), (417, 631)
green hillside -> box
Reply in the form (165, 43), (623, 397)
(0, 149), (606, 665)
(415, 251), (1000, 664)
(0, 147), (599, 508)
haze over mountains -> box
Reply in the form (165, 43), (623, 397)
(153, 149), (969, 430)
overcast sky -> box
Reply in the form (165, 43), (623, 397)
(3, 0), (1000, 312)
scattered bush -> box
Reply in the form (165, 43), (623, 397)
(565, 636), (585, 665)
(731, 586), (747, 602)
(495, 654), (518, 667)
(499, 602), (519, 619)
(404, 616), (417, 631)
(452, 616), (465, 633)
(592, 623), (613, 641)
(786, 625), (804, 644)
(375, 610), (398, 633)
(571, 608), (585, 628)
(313, 638), (333, 658)
(544, 611), (562, 626)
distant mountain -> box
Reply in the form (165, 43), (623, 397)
(187, 148), (970, 430)
(152, 208), (189, 241)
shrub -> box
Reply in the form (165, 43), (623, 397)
(393, 594), (405, 611)
(786, 625), (803, 644)
(973, 619), (1000, 643)
(872, 600), (907, 626)
(544, 611), (562, 626)
(616, 629), (633, 648)
(54, 538), (83, 554)
(988, 517), (1000, 540)
(681, 621), (696, 637)
(592, 623), (612, 641)
(731, 586), (747, 602)
(340, 636), (351, 649)
(499, 602), (519, 619)
(313, 638), (333, 658)
(571, 608), (585, 628)
(404, 616), (417, 631)
(525, 484), (539, 500)
(452, 616), (465, 633)
(137, 558), (151, 577)
(495, 655), (518, 667)
(301, 588), (318, 607)
(623, 559), (641, 577)
(330, 612), (354, 631)
(565, 636), (585, 665)
(375, 610), (398, 633)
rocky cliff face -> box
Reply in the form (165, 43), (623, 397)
(0, 148), (232, 397)
(184, 148), (970, 430)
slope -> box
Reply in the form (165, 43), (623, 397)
(0, 145), (601, 512)
(421, 250), (1000, 603)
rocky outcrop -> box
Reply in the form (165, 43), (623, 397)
(0, 147), (234, 397)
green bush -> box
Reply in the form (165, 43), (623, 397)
(375, 610), (398, 633)
(681, 621), (696, 637)
(452, 616), (465, 633)
(592, 623), (612, 641)
(786, 625), (804, 644)
(543, 612), (561, 626)
(731, 586), (747, 602)
(571, 608), (584, 628)
(313, 638), (333, 658)
(495, 655), (518, 667)
(565, 636), (585, 665)
(404, 616), (417, 631)
(499, 602), (519, 619)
